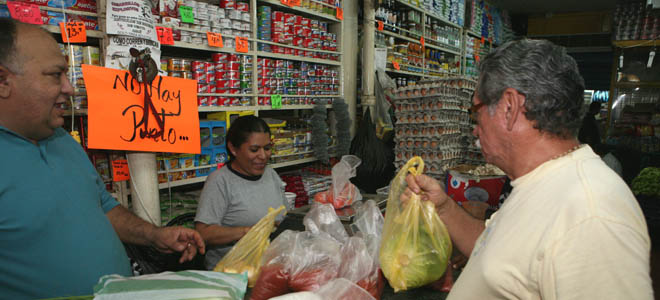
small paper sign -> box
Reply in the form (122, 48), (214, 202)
(156, 26), (174, 45)
(271, 94), (282, 109)
(59, 21), (86, 43)
(289, 0), (301, 6)
(392, 61), (400, 70)
(481, 37), (485, 44)
(207, 32), (223, 48)
(112, 159), (130, 181)
(475, 55), (480, 62)
(280, 0), (290, 6)
(420, 36), (425, 48)
(336, 7), (343, 20)
(7, 1), (43, 25)
(179, 6), (194, 23)
(377, 20), (384, 31)
(235, 36), (248, 53)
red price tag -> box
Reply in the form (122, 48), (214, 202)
(377, 20), (384, 31)
(280, 0), (290, 6)
(59, 21), (86, 43)
(392, 61), (400, 70)
(235, 36), (248, 53)
(481, 37), (485, 44)
(156, 26), (174, 45)
(475, 55), (480, 62)
(7, 1), (43, 25)
(206, 32), (223, 48)
(217, 163), (225, 169)
(336, 7), (343, 20)
(112, 159), (130, 182)
(289, 0), (301, 6)
(420, 36), (425, 48)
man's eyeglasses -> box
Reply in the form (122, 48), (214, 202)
(469, 102), (486, 122)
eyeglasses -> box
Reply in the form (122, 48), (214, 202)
(469, 102), (486, 122)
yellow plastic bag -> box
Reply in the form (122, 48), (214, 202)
(214, 205), (286, 287)
(379, 157), (452, 292)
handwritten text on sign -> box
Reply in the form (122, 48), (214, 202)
(81, 65), (200, 154)
(112, 159), (130, 181)
(6, 1), (43, 25)
(60, 21), (87, 43)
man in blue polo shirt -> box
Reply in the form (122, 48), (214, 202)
(0, 19), (206, 299)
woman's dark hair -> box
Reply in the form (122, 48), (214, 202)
(477, 38), (585, 139)
(226, 115), (270, 160)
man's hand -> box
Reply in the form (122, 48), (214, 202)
(403, 174), (452, 215)
(150, 226), (206, 263)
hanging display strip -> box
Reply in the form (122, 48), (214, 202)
(391, 78), (480, 181)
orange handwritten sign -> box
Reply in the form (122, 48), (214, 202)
(392, 60), (400, 70)
(60, 21), (87, 43)
(420, 36), (425, 48)
(112, 159), (130, 181)
(336, 7), (343, 20)
(207, 32), (223, 48)
(81, 65), (200, 154)
(235, 36), (248, 53)
(156, 26), (174, 45)
(377, 20), (384, 31)
(481, 37), (485, 44)
(280, 0), (290, 6)
(289, 0), (301, 6)
(7, 1), (43, 25)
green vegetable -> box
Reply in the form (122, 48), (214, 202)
(631, 167), (660, 198)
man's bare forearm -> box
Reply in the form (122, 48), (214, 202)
(106, 205), (156, 246)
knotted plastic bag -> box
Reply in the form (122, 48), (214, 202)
(379, 157), (452, 292)
(214, 205), (286, 287)
(314, 155), (362, 209)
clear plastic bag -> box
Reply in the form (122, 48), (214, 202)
(316, 278), (376, 300)
(379, 157), (452, 292)
(303, 202), (349, 244)
(314, 155), (362, 209)
(213, 205), (286, 287)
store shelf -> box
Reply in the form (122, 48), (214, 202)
(466, 30), (481, 38)
(614, 81), (660, 88)
(394, 0), (460, 29)
(386, 67), (447, 78)
(380, 28), (420, 44)
(198, 104), (332, 112)
(256, 95), (341, 98)
(613, 40), (660, 48)
(257, 39), (341, 55)
(424, 42), (461, 55)
(42, 24), (104, 39)
(162, 40), (254, 55)
(258, 0), (341, 23)
(197, 93), (254, 97)
(256, 51), (341, 65)
(158, 156), (321, 189)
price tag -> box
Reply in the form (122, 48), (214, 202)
(179, 6), (194, 23)
(235, 36), (249, 53)
(420, 36), (425, 48)
(156, 26), (174, 45)
(481, 37), (485, 44)
(112, 159), (130, 182)
(377, 20), (384, 31)
(336, 7), (343, 20)
(59, 21), (86, 43)
(392, 60), (400, 70)
(289, 0), (301, 6)
(206, 32), (223, 48)
(271, 94), (282, 109)
(217, 163), (225, 169)
(475, 55), (480, 62)
(7, 1), (43, 25)
(280, 0), (290, 6)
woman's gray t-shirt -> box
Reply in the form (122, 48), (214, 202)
(195, 164), (285, 269)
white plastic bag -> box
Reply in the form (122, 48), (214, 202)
(314, 155), (362, 209)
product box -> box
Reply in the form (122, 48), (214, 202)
(42, 11), (99, 30)
(27, 0), (98, 13)
(445, 168), (507, 210)
(207, 110), (254, 128)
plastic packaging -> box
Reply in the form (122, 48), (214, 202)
(313, 155), (362, 209)
(379, 157), (453, 292)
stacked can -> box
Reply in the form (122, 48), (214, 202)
(257, 58), (339, 105)
(220, 0), (251, 49)
(191, 61), (218, 106)
(263, 9), (339, 61)
(257, 6), (271, 52)
(212, 53), (252, 106)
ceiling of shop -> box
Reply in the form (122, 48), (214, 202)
(491, 0), (618, 15)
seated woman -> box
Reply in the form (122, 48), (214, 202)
(194, 115), (286, 270)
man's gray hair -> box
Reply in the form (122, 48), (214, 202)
(476, 38), (585, 138)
